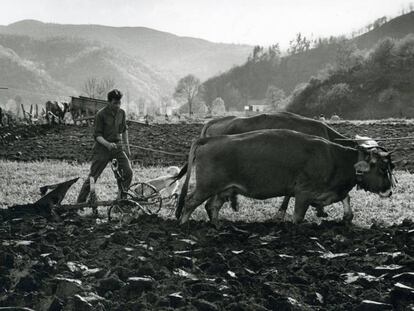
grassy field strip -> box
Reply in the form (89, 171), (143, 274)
(1, 160), (413, 227)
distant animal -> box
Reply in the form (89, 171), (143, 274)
(331, 114), (341, 121)
(178, 112), (358, 222)
(175, 130), (395, 226)
(45, 101), (69, 124)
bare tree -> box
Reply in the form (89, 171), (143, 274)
(82, 77), (99, 98)
(83, 77), (116, 99)
(174, 74), (201, 115)
(265, 86), (285, 111)
(97, 78), (116, 99)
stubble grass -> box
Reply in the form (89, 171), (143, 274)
(1, 160), (413, 227)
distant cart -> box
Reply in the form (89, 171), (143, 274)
(70, 96), (108, 125)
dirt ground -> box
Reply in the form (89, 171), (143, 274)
(1, 213), (414, 310)
(0, 120), (413, 170)
(1, 120), (414, 310)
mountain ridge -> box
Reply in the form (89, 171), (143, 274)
(0, 19), (252, 80)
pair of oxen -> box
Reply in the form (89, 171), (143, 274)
(174, 112), (396, 226)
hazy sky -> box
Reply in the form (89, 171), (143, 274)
(1, 0), (413, 47)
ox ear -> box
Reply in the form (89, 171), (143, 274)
(354, 160), (370, 173)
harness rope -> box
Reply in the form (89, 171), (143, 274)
(128, 144), (186, 157)
(335, 136), (414, 142)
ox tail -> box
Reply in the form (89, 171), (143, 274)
(169, 162), (188, 186)
(175, 139), (200, 219)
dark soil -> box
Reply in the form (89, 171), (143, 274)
(0, 214), (414, 310)
(1, 121), (414, 310)
(0, 120), (413, 170)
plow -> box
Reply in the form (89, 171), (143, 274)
(2, 159), (175, 221)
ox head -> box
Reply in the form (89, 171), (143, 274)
(354, 147), (396, 197)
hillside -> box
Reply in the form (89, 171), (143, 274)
(0, 42), (76, 110)
(354, 11), (414, 49)
(0, 20), (252, 80)
(287, 35), (414, 119)
(201, 12), (414, 111)
(0, 34), (175, 112)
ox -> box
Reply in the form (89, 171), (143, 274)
(180, 112), (358, 221)
(176, 129), (395, 226)
(45, 101), (69, 124)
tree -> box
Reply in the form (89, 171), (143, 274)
(174, 74), (201, 115)
(369, 38), (395, 67)
(211, 97), (226, 115)
(288, 33), (311, 55)
(265, 86), (285, 111)
(335, 40), (363, 71)
(373, 16), (387, 29)
(321, 83), (352, 114)
(83, 77), (99, 98)
(138, 97), (146, 115)
(97, 78), (116, 99)
(222, 84), (244, 110)
(248, 46), (264, 62)
(82, 77), (116, 99)
(267, 44), (281, 60)
(378, 88), (402, 116)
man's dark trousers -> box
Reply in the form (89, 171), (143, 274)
(77, 146), (133, 203)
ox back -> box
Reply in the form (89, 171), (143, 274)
(201, 112), (355, 148)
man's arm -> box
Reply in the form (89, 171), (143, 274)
(122, 130), (130, 156)
(121, 111), (130, 156)
(97, 136), (117, 150)
(94, 113), (116, 150)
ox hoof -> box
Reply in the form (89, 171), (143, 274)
(274, 211), (286, 222)
(209, 220), (221, 230)
(178, 214), (191, 226)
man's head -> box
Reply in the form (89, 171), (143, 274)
(107, 89), (123, 112)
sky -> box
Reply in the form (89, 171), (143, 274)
(1, 0), (413, 48)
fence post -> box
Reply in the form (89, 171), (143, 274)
(21, 104), (27, 122)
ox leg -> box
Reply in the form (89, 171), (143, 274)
(205, 194), (226, 228)
(205, 197), (215, 222)
(293, 196), (310, 224)
(179, 191), (207, 225)
(341, 195), (353, 224)
(229, 191), (239, 211)
(275, 196), (290, 221)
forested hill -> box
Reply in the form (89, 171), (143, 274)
(287, 34), (414, 119)
(201, 11), (414, 112)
